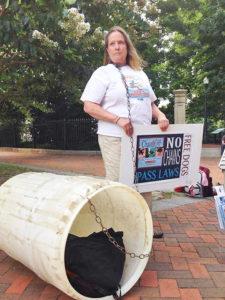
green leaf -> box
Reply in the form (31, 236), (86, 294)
(64, 0), (76, 4)
(5, 0), (10, 9)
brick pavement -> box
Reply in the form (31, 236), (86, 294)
(0, 149), (224, 299)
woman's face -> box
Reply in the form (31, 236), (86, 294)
(107, 31), (128, 65)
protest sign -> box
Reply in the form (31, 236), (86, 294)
(119, 124), (203, 192)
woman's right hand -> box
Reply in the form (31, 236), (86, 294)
(117, 117), (133, 137)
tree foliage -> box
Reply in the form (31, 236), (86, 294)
(0, 0), (224, 138)
(156, 0), (225, 128)
(0, 0), (159, 126)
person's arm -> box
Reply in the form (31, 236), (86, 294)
(84, 101), (133, 136)
(151, 102), (169, 131)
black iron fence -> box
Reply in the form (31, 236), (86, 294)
(0, 124), (19, 147)
(0, 118), (221, 150)
(0, 118), (99, 150)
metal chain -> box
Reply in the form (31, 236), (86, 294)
(87, 65), (151, 259)
(88, 199), (149, 259)
(116, 66), (139, 188)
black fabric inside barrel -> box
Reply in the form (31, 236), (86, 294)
(65, 228), (125, 298)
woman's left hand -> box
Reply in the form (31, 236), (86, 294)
(151, 103), (169, 131)
(158, 116), (169, 131)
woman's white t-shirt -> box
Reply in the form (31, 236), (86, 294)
(81, 64), (157, 137)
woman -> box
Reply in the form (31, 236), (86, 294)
(81, 26), (169, 239)
(81, 26), (169, 182)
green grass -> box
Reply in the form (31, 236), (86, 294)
(0, 163), (34, 185)
(162, 191), (174, 199)
(0, 163), (32, 175)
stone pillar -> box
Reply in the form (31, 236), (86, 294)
(174, 89), (187, 124)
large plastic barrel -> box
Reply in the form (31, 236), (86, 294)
(0, 172), (153, 300)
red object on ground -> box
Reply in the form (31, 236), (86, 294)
(174, 186), (185, 193)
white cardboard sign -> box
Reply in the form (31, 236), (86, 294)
(119, 124), (203, 192)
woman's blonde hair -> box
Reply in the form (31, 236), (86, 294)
(103, 26), (143, 70)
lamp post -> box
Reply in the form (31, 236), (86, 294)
(203, 77), (209, 143)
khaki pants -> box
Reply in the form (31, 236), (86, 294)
(98, 134), (152, 211)
(98, 135), (121, 182)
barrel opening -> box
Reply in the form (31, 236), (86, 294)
(64, 185), (152, 298)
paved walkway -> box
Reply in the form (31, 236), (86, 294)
(0, 149), (224, 299)
(0, 149), (223, 184)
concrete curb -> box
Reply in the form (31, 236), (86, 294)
(0, 147), (101, 156)
(201, 147), (220, 158)
(152, 195), (212, 212)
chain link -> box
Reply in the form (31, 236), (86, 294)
(117, 67), (139, 188)
(87, 65), (151, 259)
(88, 199), (149, 259)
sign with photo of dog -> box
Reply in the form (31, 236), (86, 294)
(119, 124), (203, 193)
